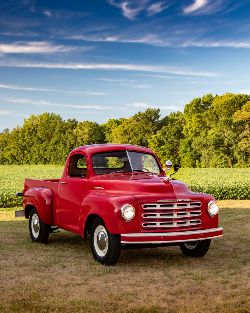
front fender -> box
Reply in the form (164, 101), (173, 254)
(24, 187), (53, 225)
(80, 193), (141, 236)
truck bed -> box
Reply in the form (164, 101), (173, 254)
(24, 178), (60, 205)
(24, 178), (60, 192)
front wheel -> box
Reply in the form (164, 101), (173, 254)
(90, 218), (121, 265)
(179, 239), (211, 257)
(29, 208), (50, 244)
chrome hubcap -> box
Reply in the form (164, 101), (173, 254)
(94, 225), (108, 257)
(184, 241), (198, 250)
(31, 213), (40, 239)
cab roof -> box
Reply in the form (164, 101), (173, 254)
(70, 144), (154, 155)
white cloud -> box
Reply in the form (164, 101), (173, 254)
(121, 1), (142, 19)
(42, 8), (89, 20)
(240, 89), (250, 94)
(107, 0), (143, 20)
(70, 31), (250, 50)
(183, 0), (208, 14)
(43, 10), (52, 17)
(0, 109), (26, 117)
(70, 33), (168, 46)
(129, 84), (152, 89)
(135, 74), (192, 80)
(0, 61), (218, 77)
(107, 0), (168, 20)
(97, 78), (152, 88)
(147, 2), (169, 16)
(132, 102), (180, 110)
(70, 34), (121, 42)
(183, 0), (226, 15)
(132, 102), (149, 108)
(0, 41), (84, 54)
(181, 39), (250, 48)
(2, 97), (113, 110)
(97, 78), (134, 83)
(0, 83), (108, 96)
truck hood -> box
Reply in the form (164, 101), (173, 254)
(90, 172), (196, 201)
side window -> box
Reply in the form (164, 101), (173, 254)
(142, 155), (160, 174)
(68, 154), (87, 178)
(77, 157), (87, 169)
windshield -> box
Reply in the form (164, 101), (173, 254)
(92, 150), (161, 175)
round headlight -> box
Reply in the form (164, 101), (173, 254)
(121, 204), (135, 222)
(207, 201), (219, 217)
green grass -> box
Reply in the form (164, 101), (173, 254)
(0, 203), (249, 313)
(0, 166), (249, 208)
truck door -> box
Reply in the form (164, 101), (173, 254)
(56, 153), (88, 234)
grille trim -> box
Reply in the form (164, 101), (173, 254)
(142, 211), (201, 219)
(141, 201), (202, 231)
(143, 202), (201, 210)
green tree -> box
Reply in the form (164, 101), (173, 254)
(148, 111), (184, 165)
(74, 121), (105, 146)
(233, 101), (250, 165)
(109, 108), (161, 146)
(205, 93), (248, 167)
(0, 127), (25, 164)
(181, 93), (248, 167)
(20, 113), (65, 164)
(101, 118), (125, 143)
(0, 129), (10, 164)
(1, 93), (249, 167)
(180, 94), (214, 167)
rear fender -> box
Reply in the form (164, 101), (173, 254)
(24, 187), (53, 225)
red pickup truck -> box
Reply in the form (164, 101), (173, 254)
(16, 144), (223, 265)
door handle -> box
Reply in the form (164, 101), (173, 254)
(60, 181), (68, 185)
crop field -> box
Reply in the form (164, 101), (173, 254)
(0, 202), (250, 313)
(175, 168), (250, 200)
(0, 165), (63, 207)
(0, 166), (250, 207)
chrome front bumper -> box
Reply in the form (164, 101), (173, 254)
(121, 227), (223, 244)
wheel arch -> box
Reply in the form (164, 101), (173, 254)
(25, 204), (36, 219)
(23, 187), (53, 225)
(83, 214), (104, 239)
(80, 194), (120, 237)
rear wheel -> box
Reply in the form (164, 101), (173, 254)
(29, 208), (50, 244)
(179, 239), (211, 257)
(90, 217), (121, 265)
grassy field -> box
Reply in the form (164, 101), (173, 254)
(0, 165), (250, 207)
(0, 201), (249, 313)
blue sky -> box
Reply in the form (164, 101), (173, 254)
(1, 0), (250, 131)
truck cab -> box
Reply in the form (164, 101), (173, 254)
(18, 144), (223, 265)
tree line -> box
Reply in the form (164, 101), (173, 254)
(0, 92), (249, 167)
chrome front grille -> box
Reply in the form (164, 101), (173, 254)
(142, 201), (202, 231)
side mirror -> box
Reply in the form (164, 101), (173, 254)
(165, 160), (172, 171)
